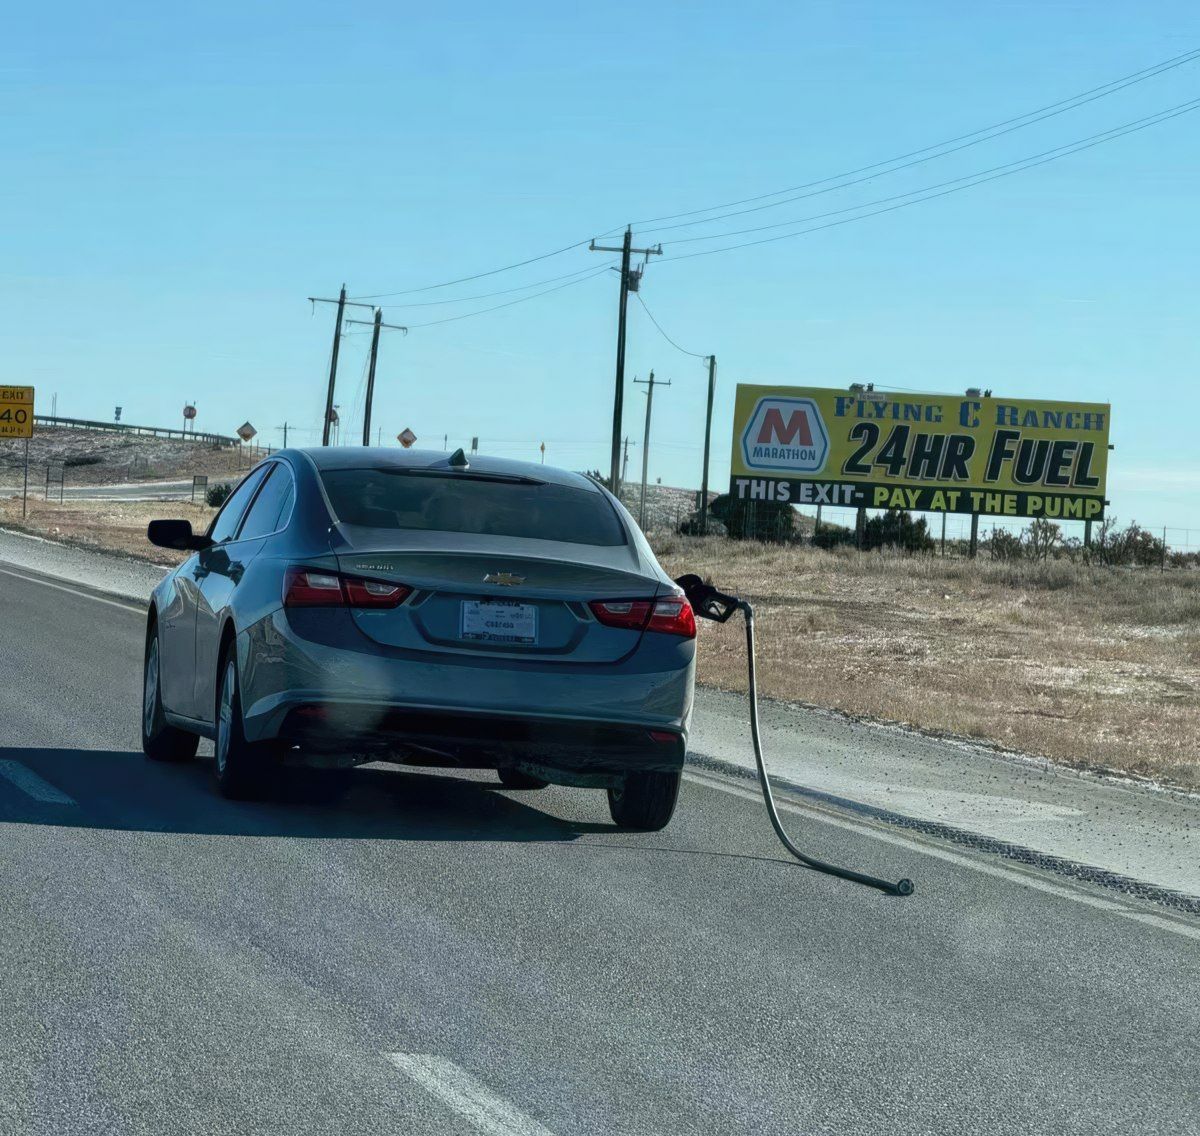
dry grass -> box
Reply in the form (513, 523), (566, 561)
(0, 497), (209, 566)
(654, 535), (1200, 790)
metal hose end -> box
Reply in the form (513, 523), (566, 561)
(895, 879), (915, 897)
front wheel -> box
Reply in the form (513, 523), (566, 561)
(142, 627), (199, 763)
(213, 652), (268, 799)
(607, 770), (681, 831)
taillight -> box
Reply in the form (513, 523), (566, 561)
(588, 595), (696, 639)
(588, 599), (653, 631)
(343, 577), (409, 608)
(646, 595), (696, 639)
(284, 566), (411, 610)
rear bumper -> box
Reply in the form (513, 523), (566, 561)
(237, 610), (694, 769)
(277, 703), (686, 773)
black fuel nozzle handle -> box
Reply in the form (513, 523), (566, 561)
(675, 574), (742, 624)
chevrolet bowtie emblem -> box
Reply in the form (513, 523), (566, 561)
(483, 572), (525, 586)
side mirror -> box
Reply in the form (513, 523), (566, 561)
(147, 519), (212, 552)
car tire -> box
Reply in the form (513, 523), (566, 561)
(497, 767), (549, 790)
(142, 627), (199, 763)
(213, 648), (268, 800)
(607, 771), (681, 831)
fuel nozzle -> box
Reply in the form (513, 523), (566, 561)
(674, 574), (742, 623)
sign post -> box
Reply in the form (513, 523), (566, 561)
(1, 386), (35, 518)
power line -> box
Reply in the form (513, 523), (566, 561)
(378, 262), (614, 309)
(634, 292), (710, 360)
(664, 97), (1200, 248)
(659, 96), (1200, 264)
(633, 45), (1200, 232)
(342, 49), (1198, 307)
(349, 225), (626, 300)
(404, 265), (612, 329)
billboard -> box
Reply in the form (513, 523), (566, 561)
(730, 385), (1109, 520)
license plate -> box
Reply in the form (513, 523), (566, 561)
(461, 600), (538, 645)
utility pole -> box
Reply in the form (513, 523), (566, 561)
(621, 435), (631, 490)
(277, 422), (289, 448)
(590, 227), (662, 491)
(634, 371), (670, 528)
(308, 286), (373, 445)
(345, 309), (407, 445)
(699, 354), (716, 534)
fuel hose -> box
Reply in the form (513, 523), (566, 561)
(739, 600), (914, 896)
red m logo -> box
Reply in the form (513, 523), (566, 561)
(756, 407), (813, 447)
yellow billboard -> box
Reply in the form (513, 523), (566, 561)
(730, 385), (1109, 519)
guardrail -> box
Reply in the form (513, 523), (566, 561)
(33, 415), (239, 447)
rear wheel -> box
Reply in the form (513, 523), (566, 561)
(607, 770), (681, 831)
(142, 628), (199, 762)
(497, 767), (548, 790)
(213, 650), (268, 799)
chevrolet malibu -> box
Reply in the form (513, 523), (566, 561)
(142, 448), (696, 829)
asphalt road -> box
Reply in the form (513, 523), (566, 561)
(1, 567), (1198, 1135)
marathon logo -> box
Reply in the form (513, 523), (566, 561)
(741, 397), (830, 474)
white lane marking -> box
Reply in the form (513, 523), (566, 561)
(385, 1053), (555, 1136)
(0, 760), (77, 805)
(0, 564), (145, 613)
(682, 769), (1200, 942)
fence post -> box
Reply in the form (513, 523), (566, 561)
(1162, 527), (1168, 573)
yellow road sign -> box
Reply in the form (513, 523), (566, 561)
(0, 386), (34, 439)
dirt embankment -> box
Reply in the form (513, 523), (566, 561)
(0, 426), (261, 487)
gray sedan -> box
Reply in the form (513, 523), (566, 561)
(142, 448), (696, 829)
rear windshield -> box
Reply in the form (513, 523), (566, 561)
(320, 469), (627, 546)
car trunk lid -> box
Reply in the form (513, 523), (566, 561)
(332, 528), (664, 663)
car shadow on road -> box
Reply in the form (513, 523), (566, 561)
(0, 747), (612, 843)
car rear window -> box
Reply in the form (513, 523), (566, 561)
(320, 469), (627, 546)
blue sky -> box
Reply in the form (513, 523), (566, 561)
(3, 2), (1199, 535)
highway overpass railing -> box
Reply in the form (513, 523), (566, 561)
(33, 415), (239, 447)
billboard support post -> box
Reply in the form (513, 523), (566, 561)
(855, 506), (865, 549)
(1084, 519), (1093, 549)
(940, 513), (947, 557)
(969, 514), (979, 559)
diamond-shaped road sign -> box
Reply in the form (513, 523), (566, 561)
(397, 427), (417, 448)
(236, 421), (257, 442)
